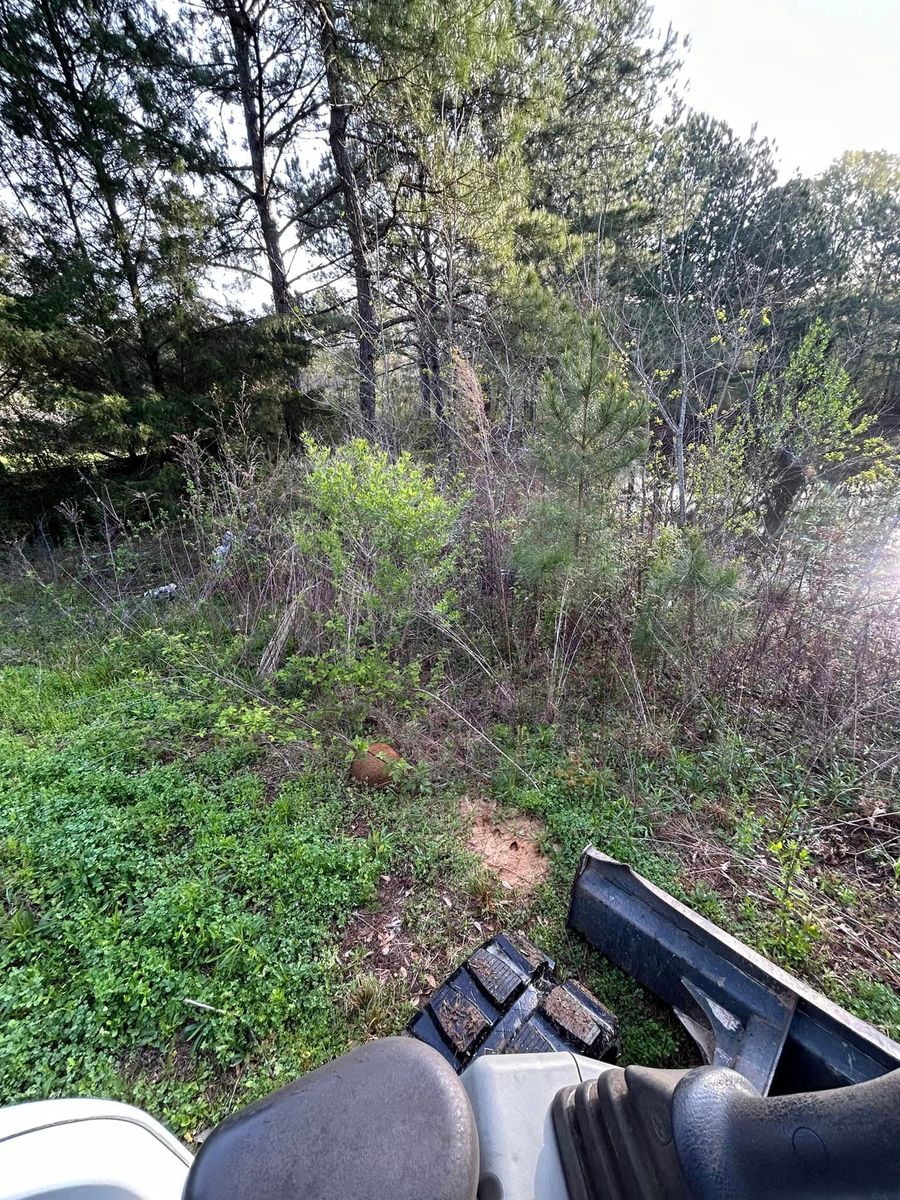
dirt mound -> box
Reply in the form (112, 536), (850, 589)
(463, 797), (550, 893)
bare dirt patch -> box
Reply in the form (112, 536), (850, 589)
(340, 874), (416, 978)
(339, 872), (502, 1014)
(462, 797), (550, 893)
(256, 738), (314, 803)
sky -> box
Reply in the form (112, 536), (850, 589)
(654, 0), (900, 179)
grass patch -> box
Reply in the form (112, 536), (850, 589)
(489, 722), (900, 1057)
(0, 659), (392, 1134)
(1, 607), (897, 1135)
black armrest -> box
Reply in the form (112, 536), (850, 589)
(675, 1066), (900, 1199)
(554, 1063), (900, 1200)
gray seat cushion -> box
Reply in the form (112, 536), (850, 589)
(184, 1037), (479, 1200)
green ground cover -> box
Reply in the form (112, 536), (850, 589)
(2, 599), (897, 1136)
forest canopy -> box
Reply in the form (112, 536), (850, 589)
(0, 0), (896, 530)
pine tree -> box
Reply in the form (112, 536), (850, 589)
(0, 0), (306, 513)
(518, 316), (648, 584)
(192, 0), (321, 320)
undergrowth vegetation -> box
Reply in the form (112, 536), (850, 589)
(0, 629), (489, 1133)
(0, 654), (378, 1127)
(3, 399), (900, 1133)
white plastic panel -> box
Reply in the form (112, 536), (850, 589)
(461, 1051), (613, 1200)
(0, 1099), (192, 1200)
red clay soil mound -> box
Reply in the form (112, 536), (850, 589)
(462, 796), (550, 893)
(349, 742), (401, 788)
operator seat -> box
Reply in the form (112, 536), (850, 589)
(183, 1036), (479, 1200)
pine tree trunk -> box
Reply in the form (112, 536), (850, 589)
(674, 424), (687, 528)
(421, 230), (444, 424)
(317, 1), (378, 428)
(418, 342), (432, 415)
(222, 0), (291, 318)
(674, 381), (688, 527)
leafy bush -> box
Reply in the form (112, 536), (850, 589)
(275, 646), (428, 730)
(294, 436), (464, 649)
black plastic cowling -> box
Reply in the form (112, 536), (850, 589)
(183, 1037), (479, 1200)
(553, 1064), (900, 1200)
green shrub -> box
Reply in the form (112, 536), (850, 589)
(294, 436), (465, 651)
(634, 526), (740, 659)
(275, 646), (427, 729)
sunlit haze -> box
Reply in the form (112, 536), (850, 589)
(656, 0), (900, 178)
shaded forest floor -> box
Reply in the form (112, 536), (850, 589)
(1, 579), (899, 1138)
